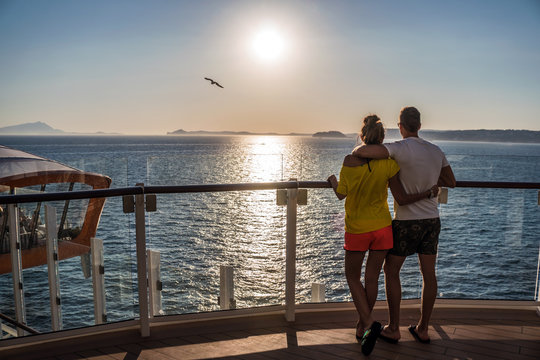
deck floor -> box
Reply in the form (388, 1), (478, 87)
(2, 304), (540, 360)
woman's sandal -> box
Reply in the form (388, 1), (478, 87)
(361, 321), (382, 355)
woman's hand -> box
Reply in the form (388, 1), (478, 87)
(328, 175), (346, 200)
(429, 185), (439, 199)
(327, 174), (338, 188)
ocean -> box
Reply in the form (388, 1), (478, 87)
(0, 135), (539, 333)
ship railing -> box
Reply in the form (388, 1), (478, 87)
(0, 180), (539, 345)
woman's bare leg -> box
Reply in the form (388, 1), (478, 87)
(364, 250), (388, 311)
(345, 250), (372, 334)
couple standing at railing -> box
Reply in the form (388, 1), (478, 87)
(327, 106), (456, 356)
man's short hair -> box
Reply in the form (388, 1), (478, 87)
(400, 107), (421, 133)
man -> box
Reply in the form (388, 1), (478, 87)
(352, 106), (456, 343)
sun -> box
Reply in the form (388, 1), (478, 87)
(251, 26), (286, 63)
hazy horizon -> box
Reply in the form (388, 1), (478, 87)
(1, 0), (539, 135)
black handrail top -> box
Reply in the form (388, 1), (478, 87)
(0, 180), (538, 205)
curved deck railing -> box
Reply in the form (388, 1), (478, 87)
(1, 180), (539, 345)
(2, 180), (539, 204)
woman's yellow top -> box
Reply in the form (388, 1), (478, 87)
(336, 159), (399, 234)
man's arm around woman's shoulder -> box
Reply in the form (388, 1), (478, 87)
(352, 144), (389, 159)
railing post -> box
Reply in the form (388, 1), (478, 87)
(8, 204), (26, 337)
(285, 180), (298, 322)
(219, 265), (235, 310)
(311, 283), (325, 303)
(45, 205), (62, 331)
(91, 237), (107, 324)
(135, 186), (150, 337)
(147, 249), (163, 317)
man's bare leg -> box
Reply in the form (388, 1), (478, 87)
(415, 254), (437, 341)
(381, 254), (406, 340)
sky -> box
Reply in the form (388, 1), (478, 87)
(1, 0), (539, 135)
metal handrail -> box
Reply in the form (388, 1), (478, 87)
(455, 181), (540, 189)
(0, 180), (539, 205)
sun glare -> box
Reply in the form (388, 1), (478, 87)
(251, 26), (286, 63)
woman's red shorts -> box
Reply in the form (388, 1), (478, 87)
(344, 225), (393, 251)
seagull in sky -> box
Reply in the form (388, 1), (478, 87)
(204, 77), (224, 88)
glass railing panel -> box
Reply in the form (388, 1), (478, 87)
(96, 195), (136, 324)
(146, 190), (287, 315)
(437, 187), (539, 300)
(437, 142), (540, 183)
(296, 188), (348, 303)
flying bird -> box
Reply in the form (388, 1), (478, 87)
(204, 77), (224, 88)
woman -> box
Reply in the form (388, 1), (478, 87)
(328, 115), (438, 355)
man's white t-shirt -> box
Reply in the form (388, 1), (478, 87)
(384, 137), (449, 220)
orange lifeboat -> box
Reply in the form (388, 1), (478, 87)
(0, 145), (111, 274)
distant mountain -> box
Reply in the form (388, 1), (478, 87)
(313, 131), (347, 138)
(0, 122), (122, 135)
(0, 121), (64, 134)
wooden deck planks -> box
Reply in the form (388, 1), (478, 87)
(1, 305), (539, 360)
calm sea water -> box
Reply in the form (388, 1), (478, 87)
(0, 135), (539, 333)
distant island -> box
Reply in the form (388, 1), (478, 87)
(312, 131), (347, 138)
(167, 129), (309, 136)
(1, 122), (539, 143)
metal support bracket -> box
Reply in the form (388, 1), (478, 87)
(123, 195), (135, 213)
(438, 187), (448, 204)
(277, 188), (308, 206)
(146, 194), (157, 212)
